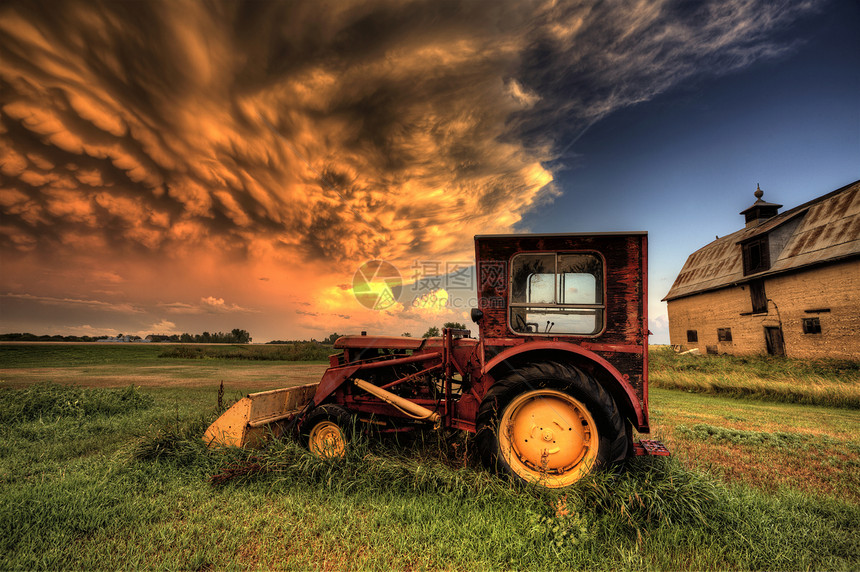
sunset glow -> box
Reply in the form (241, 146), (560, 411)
(1, 0), (857, 341)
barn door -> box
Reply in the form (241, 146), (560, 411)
(764, 326), (785, 356)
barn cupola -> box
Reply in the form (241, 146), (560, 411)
(740, 184), (782, 228)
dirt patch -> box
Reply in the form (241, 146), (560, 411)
(0, 363), (329, 390)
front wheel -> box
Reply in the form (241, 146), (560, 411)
(476, 361), (628, 488)
(302, 404), (351, 458)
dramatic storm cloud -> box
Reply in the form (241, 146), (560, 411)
(0, 0), (821, 339)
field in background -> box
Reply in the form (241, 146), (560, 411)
(1, 343), (858, 570)
(650, 345), (860, 408)
(0, 343), (328, 391)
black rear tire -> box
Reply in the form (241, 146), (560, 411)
(476, 361), (627, 488)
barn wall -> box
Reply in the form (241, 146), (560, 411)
(666, 258), (860, 359)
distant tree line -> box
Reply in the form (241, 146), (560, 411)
(267, 332), (340, 345)
(2, 326), (476, 344)
(0, 333), (110, 342)
(1, 328), (252, 344)
(263, 326), (472, 345)
(175, 329), (251, 344)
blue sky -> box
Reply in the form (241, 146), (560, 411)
(518, 2), (859, 342)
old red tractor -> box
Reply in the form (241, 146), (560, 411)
(205, 232), (668, 488)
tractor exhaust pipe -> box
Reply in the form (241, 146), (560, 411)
(353, 379), (440, 424)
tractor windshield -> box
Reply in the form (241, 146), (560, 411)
(509, 252), (604, 335)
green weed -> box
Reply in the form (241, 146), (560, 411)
(0, 383), (151, 424)
(526, 500), (594, 555)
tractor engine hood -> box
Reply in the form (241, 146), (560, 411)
(333, 335), (425, 350)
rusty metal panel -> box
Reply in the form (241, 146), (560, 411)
(633, 439), (671, 456)
(474, 233), (647, 345)
(334, 335), (425, 350)
(474, 232), (647, 409)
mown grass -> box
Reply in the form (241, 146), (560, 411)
(0, 343), (164, 369)
(0, 343), (329, 391)
(649, 388), (860, 503)
(650, 346), (860, 408)
(158, 342), (333, 362)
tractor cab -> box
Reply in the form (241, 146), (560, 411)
(473, 233), (649, 398)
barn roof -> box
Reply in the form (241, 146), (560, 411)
(663, 179), (860, 302)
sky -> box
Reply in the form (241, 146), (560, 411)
(1, 0), (858, 344)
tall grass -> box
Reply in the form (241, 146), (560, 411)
(0, 383), (152, 424)
(1, 384), (858, 570)
(2, 347), (859, 569)
(650, 346), (860, 408)
(126, 414), (859, 570)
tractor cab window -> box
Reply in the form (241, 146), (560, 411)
(509, 253), (604, 335)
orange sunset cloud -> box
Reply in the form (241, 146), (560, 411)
(0, 0), (819, 340)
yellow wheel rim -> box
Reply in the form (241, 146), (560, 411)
(499, 389), (599, 488)
(308, 421), (346, 458)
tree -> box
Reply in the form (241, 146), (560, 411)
(401, 332), (412, 337)
(422, 326), (440, 338)
(231, 328), (251, 343)
(324, 332), (340, 345)
(443, 322), (468, 330)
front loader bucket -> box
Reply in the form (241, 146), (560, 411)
(203, 383), (318, 448)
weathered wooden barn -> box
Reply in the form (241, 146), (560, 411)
(663, 179), (860, 359)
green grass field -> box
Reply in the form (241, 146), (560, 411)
(1, 344), (858, 570)
(650, 345), (860, 408)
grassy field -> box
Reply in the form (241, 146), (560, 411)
(650, 345), (860, 408)
(0, 343), (328, 391)
(1, 344), (858, 570)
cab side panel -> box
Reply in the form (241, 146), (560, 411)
(475, 234), (647, 401)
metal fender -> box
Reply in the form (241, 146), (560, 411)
(482, 341), (647, 431)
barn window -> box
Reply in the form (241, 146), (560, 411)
(687, 330), (698, 343)
(509, 252), (604, 335)
(717, 328), (733, 342)
(802, 318), (821, 334)
(750, 279), (767, 313)
(742, 236), (770, 275)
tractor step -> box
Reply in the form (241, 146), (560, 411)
(633, 439), (671, 456)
